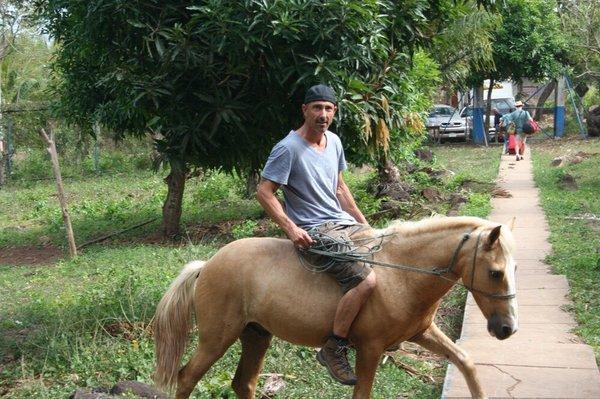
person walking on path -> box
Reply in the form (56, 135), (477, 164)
(256, 84), (377, 386)
(500, 100), (533, 161)
(492, 107), (504, 147)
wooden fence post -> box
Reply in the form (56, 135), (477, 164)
(39, 124), (78, 257)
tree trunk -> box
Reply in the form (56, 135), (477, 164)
(162, 163), (187, 238)
(376, 149), (398, 182)
(534, 81), (556, 121)
(372, 157), (412, 205)
(74, 125), (90, 165)
(485, 78), (494, 142)
(0, 67), (4, 187)
(245, 170), (260, 198)
(0, 140), (5, 187)
(377, 158), (400, 184)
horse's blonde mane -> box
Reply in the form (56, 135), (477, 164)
(378, 215), (516, 254)
(381, 216), (495, 236)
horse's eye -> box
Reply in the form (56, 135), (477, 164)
(490, 270), (503, 279)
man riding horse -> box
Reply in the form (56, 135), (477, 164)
(256, 84), (376, 385)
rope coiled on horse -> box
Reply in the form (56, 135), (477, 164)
(297, 230), (388, 273)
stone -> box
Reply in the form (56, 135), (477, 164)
(430, 168), (453, 180)
(372, 181), (413, 201)
(559, 173), (578, 190)
(550, 156), (565, 167)
(569, 155), (583, 165)
(377, 199), (407, 219)
(447, 194), (467, 216)
(260, 374), (286, 398)
(491, 187), (512, 198)
(110, 381), (168, 399)
(421, 187), (441, 201)
(587, 104), (600, 137)
(414, 148), (433, 161)
(37, 235), (52, 246)
(405, 162), (418, 173)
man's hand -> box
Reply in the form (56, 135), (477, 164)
(286, 225), (315, 249)
(257, 178), (315, 249)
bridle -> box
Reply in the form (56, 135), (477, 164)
(301, 229), (516, 301)
(453, 231), (516, 300)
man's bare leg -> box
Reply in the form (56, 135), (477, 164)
(317, 271), (377, 385)
(333, 272), (377, 337)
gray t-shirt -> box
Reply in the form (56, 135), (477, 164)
(261, 130), (357, 229)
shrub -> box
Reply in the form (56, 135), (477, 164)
(192, 170), (245, 203)
(231, 220), (259, 240)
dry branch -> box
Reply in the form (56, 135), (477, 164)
(38, 125), (77, 257)
(384, 355), (435, 384)
(77, 218), (159, 249)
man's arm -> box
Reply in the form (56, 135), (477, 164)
(336, 172), (368, 225)
(256, 178), (314, 248)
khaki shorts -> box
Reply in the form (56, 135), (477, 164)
(300, 222), (373, 293)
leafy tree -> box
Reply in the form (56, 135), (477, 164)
(557, 0), (599, 86)
(468, 0), (567, 133)
(36, 0), (495, 236)
(429, 4), (499, 90)
(493, 0), (566, 82)
(1, 0), (37, 185)
(1, 33), (52, 148)
(556, 0), (599, 121)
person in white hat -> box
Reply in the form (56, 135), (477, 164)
(500, 100), (533, 160)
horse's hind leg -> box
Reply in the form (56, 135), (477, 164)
(410, 322), (486, 399)
(232, 323), (273, 399)
(175, 328), (242, 399)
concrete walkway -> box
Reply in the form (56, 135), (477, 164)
(442, 147), (600, 398)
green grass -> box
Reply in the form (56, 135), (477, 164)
(531, 137), (600, 361)
(432, 144), (502, 184)
(0, 166), (261, 249)
(432, 144), (501, 217)
(0, 144), (503, 398)
(0, 244), (443, 398)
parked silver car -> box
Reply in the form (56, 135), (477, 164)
(460, 98), (515, 142)
(426, 104), (467, 141)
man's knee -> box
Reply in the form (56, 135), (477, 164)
(359, 270), (377, 294)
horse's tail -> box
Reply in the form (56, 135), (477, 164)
(154, 260), (205, 389)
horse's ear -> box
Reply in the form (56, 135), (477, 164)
(485, 225), (502, 250)
(506, 217), (516, 231)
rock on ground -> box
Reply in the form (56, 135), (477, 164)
(587, 105), (600, 137)
(559, 173), (578, 191)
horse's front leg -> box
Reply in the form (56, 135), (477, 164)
(352, 343), (384, 399)
(410, 322), (486, 399)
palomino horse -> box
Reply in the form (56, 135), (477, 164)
(154, 216), (518, 399)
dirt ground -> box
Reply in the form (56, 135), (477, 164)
(0, 245), (64, 267)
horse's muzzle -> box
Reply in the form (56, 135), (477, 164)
(487, 312), (517, 340)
